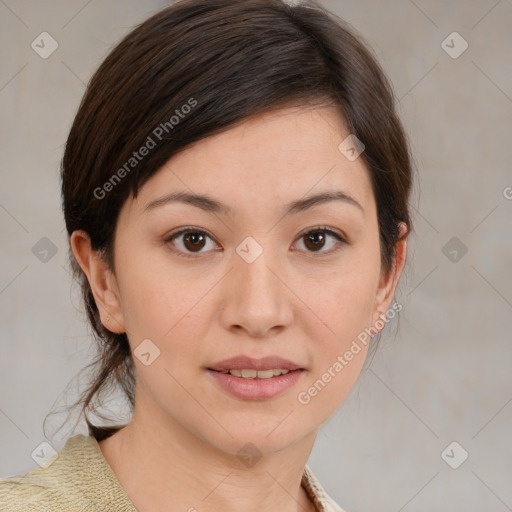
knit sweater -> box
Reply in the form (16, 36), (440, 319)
(0, 434), (345, 512)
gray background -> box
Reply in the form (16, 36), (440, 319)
(1, 1), (511, 511)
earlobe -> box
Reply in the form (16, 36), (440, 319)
(69, 230), (125, 334)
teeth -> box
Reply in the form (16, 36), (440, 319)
(255, 369), (274, 379)
(221, 368), (291, 379)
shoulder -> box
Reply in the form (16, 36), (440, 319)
(0, 434), (136, 512)
(0, 470), (73, 511)
(0, 439), (80, 511)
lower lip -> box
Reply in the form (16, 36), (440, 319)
(207, 369), (304, 400)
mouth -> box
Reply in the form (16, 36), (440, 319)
(206, 355), (305, 400)
(207, 354), (304, 373)
(210, 368), (295, 379)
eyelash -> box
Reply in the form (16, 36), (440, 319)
(163, 226), (347, 259)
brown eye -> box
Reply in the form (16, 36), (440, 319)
(304, 231), (326, 251)
(295, 228), (346, 254)
(165, 228), (218, 257)
(182, 231), (207, 252)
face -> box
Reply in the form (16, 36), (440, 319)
(82, 104), (405, 457)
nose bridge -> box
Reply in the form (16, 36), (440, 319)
(235, 239), (284, 303)
(223, 237), (293, 335)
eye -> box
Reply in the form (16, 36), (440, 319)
(164, 226), (347, 258)
(293, 227), (347, 255)
(164, 227), (219, 257)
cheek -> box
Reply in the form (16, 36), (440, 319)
(118, 260), (212, 387)
(305, 253), (380, 348)
(294, 269), (375, 418)
(293, 248), (379, 413)
(329, 274), (377, 343)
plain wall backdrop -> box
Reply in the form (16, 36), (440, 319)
(1, 1), (511, 511)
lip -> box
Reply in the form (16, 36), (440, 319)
(207, 368), (304, 400)
(206, 355), (305, 401)
(207, 355), (303, 372)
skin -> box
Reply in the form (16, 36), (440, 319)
(71, 104), (407, 512)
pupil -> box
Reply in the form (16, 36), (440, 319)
(185, 232), (205, 251)
(305, 232), (324, 251)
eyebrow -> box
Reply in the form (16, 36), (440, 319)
(143, 189), (364, 216)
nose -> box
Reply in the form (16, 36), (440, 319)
(220, 245), (294, 338)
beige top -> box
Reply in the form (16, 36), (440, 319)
(0, 434), (345, 511)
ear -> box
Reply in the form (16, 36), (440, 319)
(70, 230), (125, 334)
(371, 222), (408, 329)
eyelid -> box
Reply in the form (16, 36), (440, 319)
(164, 226), (215, 241)
(296, 225), (348, 244)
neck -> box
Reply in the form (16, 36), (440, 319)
(98, 401), (318, 512)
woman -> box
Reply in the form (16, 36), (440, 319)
(0, 0), (412, 510)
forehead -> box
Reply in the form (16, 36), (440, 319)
(129, 105), (375, 219)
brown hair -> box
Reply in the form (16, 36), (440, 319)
(49, 0), (414, 442)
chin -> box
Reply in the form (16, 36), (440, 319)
(201, 419), (313, 460)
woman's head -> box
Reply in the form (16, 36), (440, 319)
(58, 0), (413, 452)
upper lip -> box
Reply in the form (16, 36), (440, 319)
(208, 355), (303, 372)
